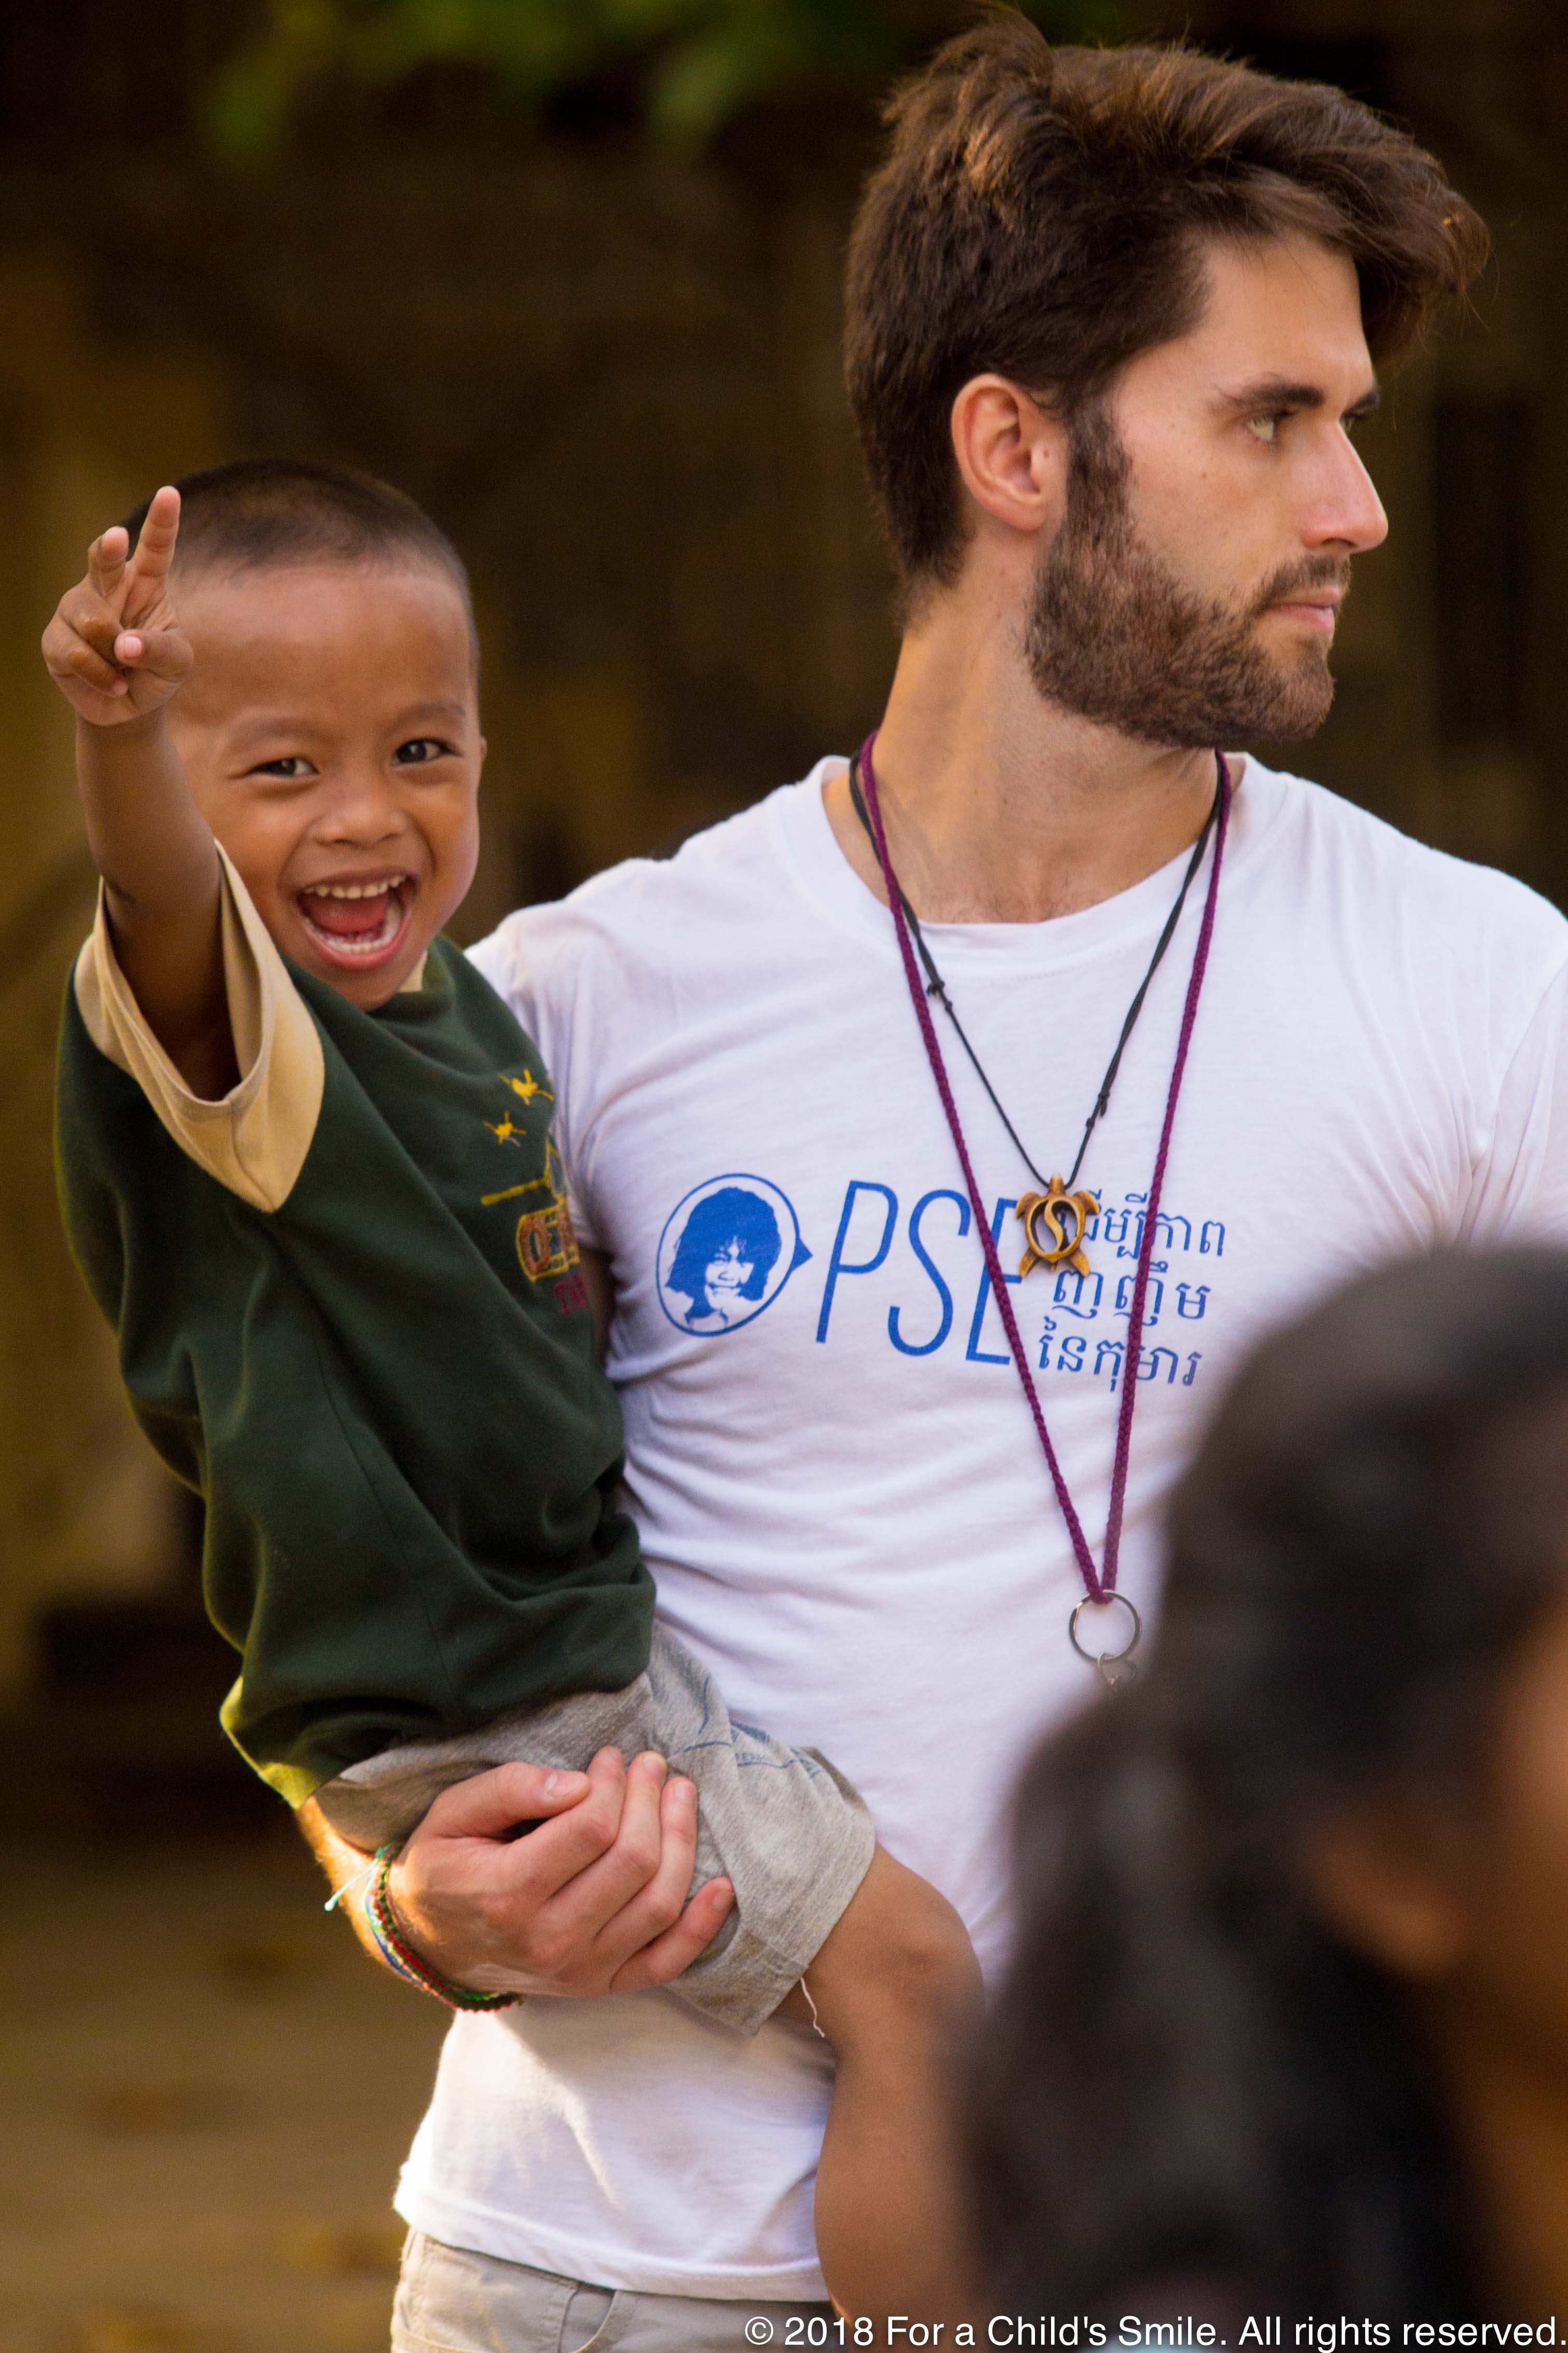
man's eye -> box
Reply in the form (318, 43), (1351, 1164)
(394, 737), (456, 767)
(248, 755), (315, 780)
(1246, 412), (1286, 445)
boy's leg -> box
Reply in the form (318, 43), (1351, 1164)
(778, 1845), (984, 2332)
(312, 1673), (670, 1854)
(335, 1645), (983, 2325)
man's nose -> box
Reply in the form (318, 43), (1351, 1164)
(1307, 437), (1388, 556)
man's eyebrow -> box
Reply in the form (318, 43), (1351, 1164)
(1217, 375), (1382, 420)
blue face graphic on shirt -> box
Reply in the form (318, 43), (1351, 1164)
(656, 1174), (811, 1335)
(666, 1187), (783, 1328)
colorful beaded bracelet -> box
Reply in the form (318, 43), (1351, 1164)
(363, 1843), (520, 2013)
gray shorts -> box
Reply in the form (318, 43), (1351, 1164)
(313, 1619), (875, 2036)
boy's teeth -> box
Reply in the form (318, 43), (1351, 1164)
(299, 878), (407, 955)
(303, 877), (408, 899)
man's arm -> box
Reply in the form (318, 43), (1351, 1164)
(302, 1746), (735, 1998)
(1461, 958), (1568, 1246)
(42, 487), (235, 1097)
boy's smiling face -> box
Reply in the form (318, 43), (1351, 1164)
(166, 559), (483, 1009)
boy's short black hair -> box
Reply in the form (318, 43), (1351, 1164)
(122, 457), (473, 629)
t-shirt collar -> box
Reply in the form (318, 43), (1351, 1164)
(776, 750), (1280, 975)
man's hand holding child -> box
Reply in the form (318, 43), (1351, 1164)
(306, 1748), (735, 2000)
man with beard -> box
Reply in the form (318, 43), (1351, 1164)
(305, 20), (1568, 2350)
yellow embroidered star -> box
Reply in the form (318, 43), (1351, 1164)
(487, 1071), (553, 1144)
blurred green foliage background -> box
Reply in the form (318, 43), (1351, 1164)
(210, 0), (1127, 154)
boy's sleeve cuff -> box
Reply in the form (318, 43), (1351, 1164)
(73, 844), (325, 1214)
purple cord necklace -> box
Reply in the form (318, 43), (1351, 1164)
(855, 731), (1232, 1684)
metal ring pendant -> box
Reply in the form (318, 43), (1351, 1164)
(1068, 1592), (1142, 1667)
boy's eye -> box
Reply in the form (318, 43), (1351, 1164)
(247, 755), (316, 780)
(394, 736), (457, 767)
(1246, 412), (1287, 446)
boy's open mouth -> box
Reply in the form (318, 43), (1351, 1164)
(297, 873), (414, 966)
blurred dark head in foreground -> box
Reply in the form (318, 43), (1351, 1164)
(972, 1249), (1568, 2320)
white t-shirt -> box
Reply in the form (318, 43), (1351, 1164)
(397, 755), (1568, 2299)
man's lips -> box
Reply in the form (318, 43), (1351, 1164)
(296, 872), (416, 965)
(1267, 592), (1342, 634)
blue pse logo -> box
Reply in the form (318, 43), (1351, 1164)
(656, 1173), (812, 1335)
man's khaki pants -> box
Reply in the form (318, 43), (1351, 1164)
(392, 2229), (836, 2351)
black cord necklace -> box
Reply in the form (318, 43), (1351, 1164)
(847, 751), (1221, 1281)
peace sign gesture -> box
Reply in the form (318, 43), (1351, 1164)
(42, 485), (193, 727)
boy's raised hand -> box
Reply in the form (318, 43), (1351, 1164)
(43, 485), (192, 727)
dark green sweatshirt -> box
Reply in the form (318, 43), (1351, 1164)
(56, 884), (651, 1807)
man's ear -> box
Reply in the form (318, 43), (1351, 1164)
(950, 374), (1070, 546)
(1299, 1797), (1470, 1980)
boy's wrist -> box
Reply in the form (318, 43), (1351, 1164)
(76, 702), (171, 748)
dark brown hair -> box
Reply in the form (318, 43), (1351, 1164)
(844, 13), (1489, 595)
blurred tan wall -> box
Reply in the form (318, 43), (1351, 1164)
(0, 258), (227, 1696)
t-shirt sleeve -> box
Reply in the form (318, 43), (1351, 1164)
(1458, 957), (1568, 1245)
(467, 906), (602, 1250)
(72, 845), (325, 1214)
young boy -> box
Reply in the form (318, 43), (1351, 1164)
(45, 460), (978, 2325)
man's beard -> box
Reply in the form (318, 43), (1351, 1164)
(1022, 408), (1351, 749)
